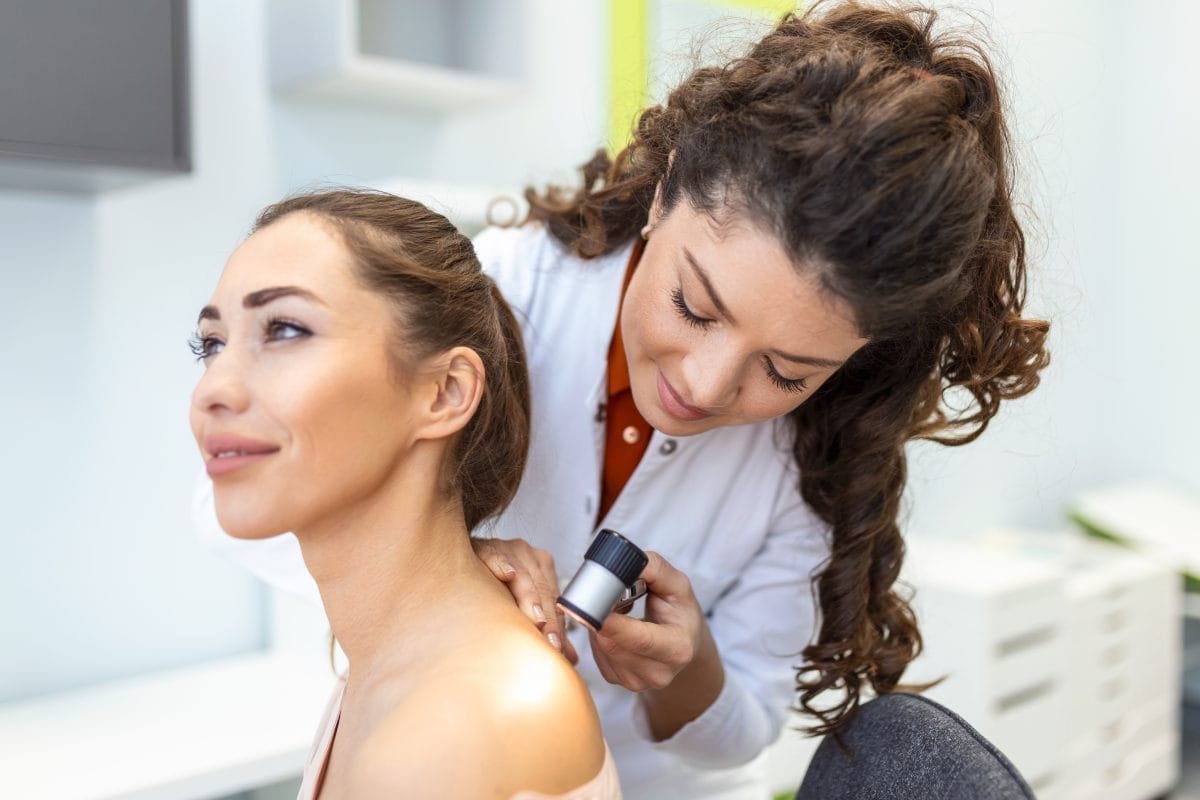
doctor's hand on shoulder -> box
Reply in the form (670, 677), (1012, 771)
(476, 538), (722, 740)
(472, 536), (579, 664)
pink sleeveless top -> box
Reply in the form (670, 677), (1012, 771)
(297, 679), (621, 800)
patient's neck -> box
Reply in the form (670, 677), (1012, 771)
(292, 452), (505, 681)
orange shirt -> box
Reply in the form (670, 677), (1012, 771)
(598, 239), (652, 524)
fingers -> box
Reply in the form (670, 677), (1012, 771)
(562, 631), (580, 665)
(506, 563), (559, 630)
(588, 628), (681, 692)
(594, 610), (659, 657)
(475, 542), (518, 584)
(639, 550), (692, 601)
(471, 537), (572, 658)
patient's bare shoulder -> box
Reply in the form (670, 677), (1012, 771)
(347, 631), (605, 799)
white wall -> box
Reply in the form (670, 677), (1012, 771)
(1105, 0), (1200, 487)
(900, 0), (1115, 535)
(0, 0), (276, 703)
(899, 0), (1200, 537)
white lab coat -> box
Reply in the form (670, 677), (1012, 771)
(195, 223), (830, 799)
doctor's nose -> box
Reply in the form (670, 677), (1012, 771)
(681, 350), (741, 411)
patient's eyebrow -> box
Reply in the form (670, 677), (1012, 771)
(196, 285), (325, 324)
(244, 285), (325, 309)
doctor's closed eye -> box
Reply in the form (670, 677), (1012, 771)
(667, 286), (808, 394)
(762, 358), (807, 393)
(188, 318), (312, 363)
(669, 286), (715, 330)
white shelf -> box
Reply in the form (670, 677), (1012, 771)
(269, 0), (522, 113)
(274, 54), (519, 112)
(0, 652), (337, 800)
(1072, 483), (1200, 577)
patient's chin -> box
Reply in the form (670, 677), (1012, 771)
(214, 495), (288, 540)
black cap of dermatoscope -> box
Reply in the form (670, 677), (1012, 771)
(586, 529), (648, 586)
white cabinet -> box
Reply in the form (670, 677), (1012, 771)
(1058, 543), (1181, 800)
(902, 536), (1069, 798)
(0, 653), (336, 800)
(903, 532), (1181, 800)
(764, 531), (1184, 800)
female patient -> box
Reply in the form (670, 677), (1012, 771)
(188, 190), (618, 799)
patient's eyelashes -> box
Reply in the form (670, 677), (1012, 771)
(188, 332), (222, 362)
(188, 317), (312, 363)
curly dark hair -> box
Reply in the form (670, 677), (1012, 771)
(523, 2), (1050, 735)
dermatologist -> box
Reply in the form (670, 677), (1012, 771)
(195, 6), (1050, 798)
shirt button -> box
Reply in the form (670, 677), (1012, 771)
(659, 439), (678, 455)
(622, 426), (640, 445)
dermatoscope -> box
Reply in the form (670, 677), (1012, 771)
(557, 528), (648, 633)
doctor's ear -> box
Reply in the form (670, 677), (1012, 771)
(412, 346), (486, 442)
(644, 150), (675, 238)
(645, 182), (665, 237)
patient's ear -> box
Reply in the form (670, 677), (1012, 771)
(412, 346), (485, 442)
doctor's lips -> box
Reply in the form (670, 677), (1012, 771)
(202, 434), (280, 477)
(656, 370), (712, 422)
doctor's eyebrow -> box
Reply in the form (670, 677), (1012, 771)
(683, 247), (737, 324)
(197, 285), (326, 323)
(772, 350), (845, 369)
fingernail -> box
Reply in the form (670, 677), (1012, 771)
(532, 604), (546, 624)
(500, 562), (517, 578)
(548, 632), (561, 650)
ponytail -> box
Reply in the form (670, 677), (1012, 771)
(455, 276), (532, 530)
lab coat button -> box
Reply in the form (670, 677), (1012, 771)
(659, 439), (678, 455)
(622, 426), (640, 444)
(594, 403), (607, 422)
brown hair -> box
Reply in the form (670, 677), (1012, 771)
(525, 2), (1049, 735)
(254, 190), (531, 531)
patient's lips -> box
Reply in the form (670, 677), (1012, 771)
(203, 433), (280, 477)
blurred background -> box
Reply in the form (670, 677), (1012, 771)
(0, 1), (1196, 798)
